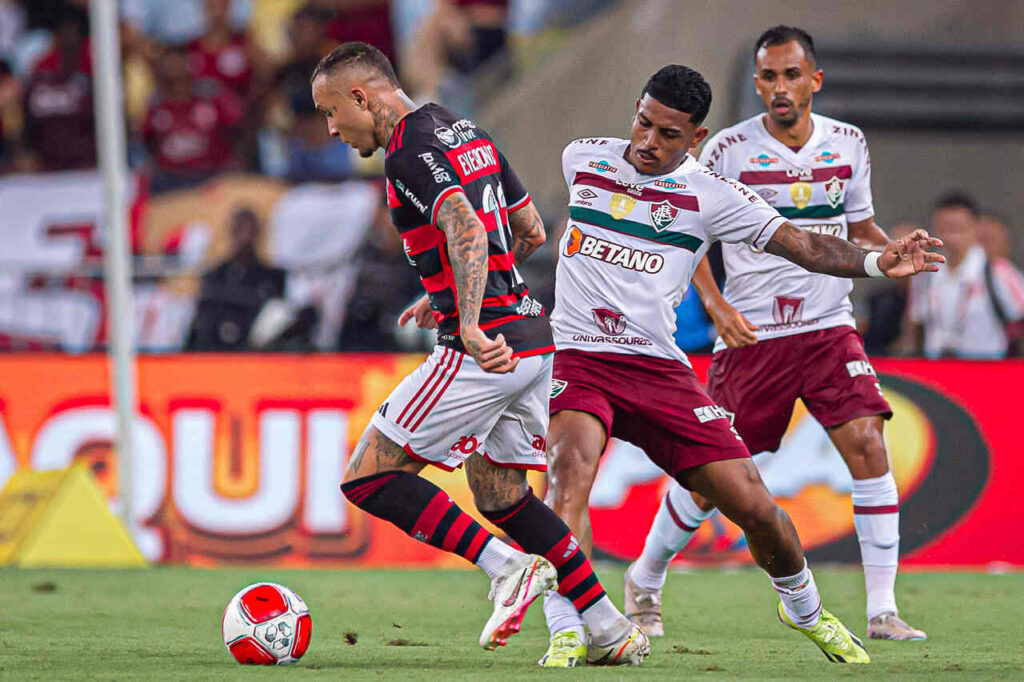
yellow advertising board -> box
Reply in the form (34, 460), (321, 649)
(0, 464), (145, 568)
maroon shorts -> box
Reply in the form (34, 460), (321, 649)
(549, 349), (750, 479)
(706, 325), (893, 455)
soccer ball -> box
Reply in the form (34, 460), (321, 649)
(222, 582), (312, 665)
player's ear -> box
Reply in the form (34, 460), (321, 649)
(351, 87), (369, 110)
(634, 98), (641, 113)
(811, 69), (823, 93)
(691, 126), (709, 147)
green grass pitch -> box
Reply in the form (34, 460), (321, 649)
(1, 566), (1021, 680)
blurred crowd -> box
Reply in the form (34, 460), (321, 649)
(0, 0), (585, 353)
(0, 1), (1020, 358)
(0, 0), (549, 183)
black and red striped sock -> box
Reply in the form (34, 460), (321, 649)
(481, 489), (607, 613)
(342, 472), (493, 564)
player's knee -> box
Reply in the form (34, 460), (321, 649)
(543, 477), (587, 515)
(731, 498), (785, 536)
(841, 428), (889, 477)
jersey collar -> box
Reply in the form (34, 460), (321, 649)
(754, 112), (824, 165)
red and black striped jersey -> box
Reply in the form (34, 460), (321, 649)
(384, 103), (552, 357)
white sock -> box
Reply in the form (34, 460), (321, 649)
(852, 472), (900, 619)
(543, 590), (585, 640)
(580, 595), (631, 647)
(631, 483), (714, 590)
(771, 560), (822, 628)
(475, 537), (524, 579)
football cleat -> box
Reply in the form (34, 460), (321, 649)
(777, 603), (870, 664)
(868, 612), (927, 641)
(479, 555), (557, 650)
(586, 623), (651, 666)
(623, 562), (664, 637)
(537, 630), (586, 667)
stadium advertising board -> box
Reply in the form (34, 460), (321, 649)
(0, 355), (1017, 567)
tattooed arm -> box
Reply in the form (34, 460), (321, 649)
(765, 222), (945, 279)
(507, 200), (546, 265)
(436, 190), (519, 373)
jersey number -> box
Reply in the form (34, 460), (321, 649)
(482, 183), (524, 287)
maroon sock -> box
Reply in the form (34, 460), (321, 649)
(342, 471), (493, 563)
(481, 489), (607, 613)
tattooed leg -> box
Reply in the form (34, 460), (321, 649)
(464, 453), (529, 511)
(343, 425), (423, 482)
(340, 429), (512, 571)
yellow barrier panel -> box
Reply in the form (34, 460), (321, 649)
(0, 464), (146, 568)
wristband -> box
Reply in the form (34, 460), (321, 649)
(864, 251), (885, 278)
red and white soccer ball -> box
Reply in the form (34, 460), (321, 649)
(222, 582), (312, 665)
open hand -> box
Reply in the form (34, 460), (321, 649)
(879, 229), (945, 278)
(462, 327), (519, 374)
(398, 295), (439, 330)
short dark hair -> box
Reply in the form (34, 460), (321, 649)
(933, 191), (979, 216)
(640, 65), (712, 125)
(310, 41), (399, 87)
(754, 26), (817, 65)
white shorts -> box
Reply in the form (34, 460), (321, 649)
(370, 346), (552, 471)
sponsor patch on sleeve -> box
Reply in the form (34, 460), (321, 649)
(846, 360), (877, 378)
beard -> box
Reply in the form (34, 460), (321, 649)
(768, 97), (806, 128)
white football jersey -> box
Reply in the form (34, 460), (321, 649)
(553, 137), (786, 365)
(699, 113), (874, 350)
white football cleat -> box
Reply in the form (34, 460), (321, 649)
(587, 623), (651, 666)
(479, 555), (557, 650)
(624, 562), (664, 637)
(868, 612), (927, 641)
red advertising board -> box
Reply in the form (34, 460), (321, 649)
(0, 354), (1018, 567)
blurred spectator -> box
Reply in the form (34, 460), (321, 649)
(21, 5), (95, 171)
(142, 45), (242, 193)
(274, 5), (329, 103)
(258, 5), (352, 182)
(260, 88), (354, 182)
(121, 0), (251, 46)
(905, 193), (1024, 358)
(187, 207), (287, 350)
(0, 1), (25, 60)
(188, 0), (271, 170)
(187, 0), (267, 101)
(977, 212), (1011, 262)
(338, 200), (425, 350)
(325, 1), (397, 70)
(401, 0), (508, 102)
(0, 58), (17, 172)
(859, 222), (917, 354)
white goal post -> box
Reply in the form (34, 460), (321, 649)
(90, 0), (137, 531)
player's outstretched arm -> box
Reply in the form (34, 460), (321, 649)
(765, 222), (945, 279)
(692, 256), (758, 347)
(508, 200), (546, 265)
(436, 189), (519, 373)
